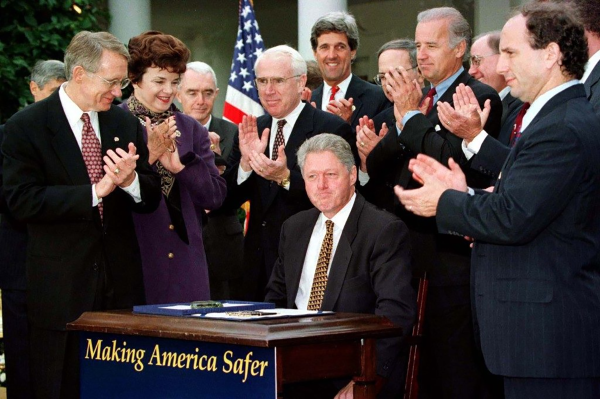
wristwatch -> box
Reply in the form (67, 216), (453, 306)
(279, 172), (291, 189)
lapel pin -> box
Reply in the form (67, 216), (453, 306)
(351, 105), (356, 111)
(435, 124), (441, 131)
(114, 137), (120, 142)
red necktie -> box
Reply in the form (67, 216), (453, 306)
(421, 87), (437, 115)
(329, 85), (340, 102)
(81, 113), (104, 220)
(509, 102), (531, 147)
(272, 119), (286, 161)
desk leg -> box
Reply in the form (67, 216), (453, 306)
(352, 338), (376, 399)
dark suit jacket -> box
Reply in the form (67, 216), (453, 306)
(437, 84), (600, 378)
(2, 90), (161, 330)
(470, 93), (523, 180)
(265, 193), (415, 395)
(224, 103), (354, 300)
(584, 58), (600, 117)
(0, 124), (27, 290)
(366, 70), (502, 286)
(204, 115), (244, 285)
(209, 115), (238, 161)
(311, 74), (391, 130)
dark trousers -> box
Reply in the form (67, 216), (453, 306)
(29, 328), (79, 399)
(504, 377), (600, 399)
(1, 289), (33, 399)
(418, 285), (503, 399)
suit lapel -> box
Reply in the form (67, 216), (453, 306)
(98, 109), (124, 155)
(46, 93), (90, 185)
(584, 62), (600, 99)
(286, 210), (320, 307)
(311, 84), (324, 109)
(321, 194), (363, 310)
(346, 75), (364, 127)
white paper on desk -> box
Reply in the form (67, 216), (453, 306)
(160, 303), (253, 310)
(192, 308), (334, 320)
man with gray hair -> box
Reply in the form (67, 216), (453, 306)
(0, 58), (66, 399)
(266, 133), (414, 398)
(29, 59), (66, 103)
(177, 61), (244, 299)
(310, 11), (390, 134)
(224, 44), (354, 301)
(2, 31), (161, 398)
(367, 7), (504, 399)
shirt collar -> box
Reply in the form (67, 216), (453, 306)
(521, 80), (580, 131)
(582, 50), (600, 83)
(324, 73), (353, 97)
(203, 115), (213, 130)
(273, 101), (305, 127)
(499, 86), (511, 100)
(316, 192), (356, 232)
(431, 66), (464, 102)
(59, 82), (98, 127)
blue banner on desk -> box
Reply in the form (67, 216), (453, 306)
(79, 332), (276, 398)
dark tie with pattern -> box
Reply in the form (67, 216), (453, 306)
(329, 85), (340, 102)
(421, 86), (437, 115)
(509, 102), (531, 147)
(81, 113), (104, 220)
(307, 220), (334, 311)
(271, 119), (286, 161)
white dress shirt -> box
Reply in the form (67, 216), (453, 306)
(295, 193), (356, 310)
(59, 83), (141, 204)
(320, 73), (353, 110)
(582, 50), (600, 84)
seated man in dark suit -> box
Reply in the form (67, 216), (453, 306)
(266, 134), (415, 399)
(309, 11), (390, 132)
(224, 45), (355, 301)
(178, 61), (245, 299)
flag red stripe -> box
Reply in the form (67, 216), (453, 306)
(223, 102), (247, 125)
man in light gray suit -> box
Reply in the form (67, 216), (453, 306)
(178, 62), (244, 299)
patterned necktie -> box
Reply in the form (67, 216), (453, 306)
(509, 102), (531, 147)
(307, 220), (334, 311)
(421, 86), (437, 115)
(329, 85), (340, 102)
(81, 113), (104, 220)
(271, 119), (286, 161)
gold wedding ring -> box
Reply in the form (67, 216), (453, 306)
(210, 144), (216, 151)
(114, 168), (120, 175)
(360, 141), (366, 147)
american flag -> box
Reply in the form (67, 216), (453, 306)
(223, 0), (266, 124)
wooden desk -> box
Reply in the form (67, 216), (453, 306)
(68, 310), (401, 398)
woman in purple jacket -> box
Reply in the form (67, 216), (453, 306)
(121, 31), (226, 304)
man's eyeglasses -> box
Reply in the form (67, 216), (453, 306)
(374, 67), (418, 86)
(88, 72), (131, 90)
(254, 75), (301, 88)
(470, 54), (497, 67)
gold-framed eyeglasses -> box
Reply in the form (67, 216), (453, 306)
(470, 54), (497, 67)
(374, 67), (418, 86)
(87, 72), (131, 90)
(254, 75), (301, 88)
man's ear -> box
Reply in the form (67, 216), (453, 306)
(30, 81), (39, 97)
